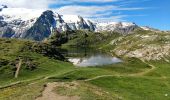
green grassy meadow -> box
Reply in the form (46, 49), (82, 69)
(0, 29), (170, 100)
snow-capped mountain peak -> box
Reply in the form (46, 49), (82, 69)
(96, 22), (138, 34)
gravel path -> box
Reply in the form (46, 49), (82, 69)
(36, 82), (79, 100)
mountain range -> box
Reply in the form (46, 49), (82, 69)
(0, 5), (160, 41)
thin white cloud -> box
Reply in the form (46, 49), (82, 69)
(54, 5), (145, 18)
(54, 5), (114, 17)
(0, 0), (54, 8)
(53, 0), (119, 4)
(0, 0), (147, 22)
(71, 0), (119, 3)
(0, 0), (120, 8)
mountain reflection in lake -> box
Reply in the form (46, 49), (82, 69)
(59, 47), (122, 67)
(68, 55), (122, 67)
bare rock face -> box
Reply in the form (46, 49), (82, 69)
(24, 10), (56, 41)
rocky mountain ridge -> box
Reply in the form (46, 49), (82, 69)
(95, 22), (138, 35)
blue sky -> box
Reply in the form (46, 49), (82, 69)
(1, 0), (169, 30)
(49, 0), (170, 30)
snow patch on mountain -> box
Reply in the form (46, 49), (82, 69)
(62, 15), (81, 23)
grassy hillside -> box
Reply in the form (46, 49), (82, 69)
(0, 38), (74, 87)
(50, 29), (170, 100)
(61, 30), (121, 48)
(1, 29), (170, 100)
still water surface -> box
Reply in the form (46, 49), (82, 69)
(59, 47), (122, 67)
